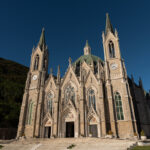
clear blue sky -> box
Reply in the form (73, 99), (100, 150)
(0, 0), (150, 92)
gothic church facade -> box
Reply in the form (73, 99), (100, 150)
(17, 14), (150, 139)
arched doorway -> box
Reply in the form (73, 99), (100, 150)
(62, 107), (78, 138)
(66, 121), (74, 137)
(88, 117), (98, 137)
(44, 119), (52, 138)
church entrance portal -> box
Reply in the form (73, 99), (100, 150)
(66, 122), (74, 137)
(89, 125), (98, 137)
(44, 127), (51, 138)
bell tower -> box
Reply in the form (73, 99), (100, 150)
(17, 28), (49, 138)
(102, 13), (137, 138)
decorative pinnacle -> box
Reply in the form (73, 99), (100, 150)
(69, 57), (72, 65)
(84, 40), (91, 55)
(57, 65), (60, 83)
(57, 65), (60, 76)
(139, 77), (143, 88)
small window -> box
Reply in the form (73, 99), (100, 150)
(109, 41), (115, 58)
(114, 92), (124, 120)
(34, 55), (39, 70)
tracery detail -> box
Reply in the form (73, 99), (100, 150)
(64, 84), (75, 103)
(88, 89), (96, 110)
(47, 92), (53, 115)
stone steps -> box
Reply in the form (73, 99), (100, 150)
(1, 138), (136, 150)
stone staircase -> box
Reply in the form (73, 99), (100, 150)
(1, 138), (137, 150)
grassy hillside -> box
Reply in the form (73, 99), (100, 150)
(0, 58), (28, 128)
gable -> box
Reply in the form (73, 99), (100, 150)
(61, 66), (80, 91)
(85, 70), (99, 90)
(45, 75), (57, 92)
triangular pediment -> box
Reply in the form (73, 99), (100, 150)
(87, 106), (99, 123)
(62, 99), (77, 122)
(45, 75), (57, 92)
(43, 112), (53, 125)
(63, 98), (76, 113)
(85, 70), (98, 87)
(32, 46), (42, 57)
(61, 66), (80, 90)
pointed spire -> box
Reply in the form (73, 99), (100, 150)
(84, 40), (91, 55)
(85, 40), (89, 47)
(69, 57), (72, 66)
(38, 28), (46, 49)
(105, 13), (114, 35)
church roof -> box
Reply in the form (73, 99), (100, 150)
(73, 54), (103, 66)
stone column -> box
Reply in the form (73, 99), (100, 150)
(121, 81), (136, 136)
(34, 89), (44, 137)
(17, 91), (29, 137)
(98, 80), (106, 136)
(106, 81), (117, 137)
(35, 71), (46, 137)
(79, 84), (85, 136)
(53, 88), (59, 137)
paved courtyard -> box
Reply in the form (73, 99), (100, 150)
(1, 138), (137, 150)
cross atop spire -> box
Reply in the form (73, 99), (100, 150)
(105, 13), (114, 35)
(84, 40), (91, 55)
(38, 28), (46, 49)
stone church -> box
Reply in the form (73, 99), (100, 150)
(17, 14), (150, 139)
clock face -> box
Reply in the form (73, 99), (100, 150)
(32, 75), (38, 80)
(111, 63), (118, 70)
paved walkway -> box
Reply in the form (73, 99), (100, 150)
(1, 138), (137, 150)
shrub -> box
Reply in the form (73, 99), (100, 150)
(134, 132), (137, 136)
(141, 130), (145, 136)
(0, 145), (4, 149)
(67, 144), (76, 149)
(108, 130), (113, 135)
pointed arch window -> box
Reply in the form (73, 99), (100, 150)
(64, 84), (75, 103)
(27, 101), (34, 125)
(34, 54), (39, 70)
(88, 89), (96, 110)
(114, 92), (124, 120)
(47, 92), (53, 115)
(108, 41), (115, 58)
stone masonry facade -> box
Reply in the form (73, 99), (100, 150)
(17, 14), (150, 139)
